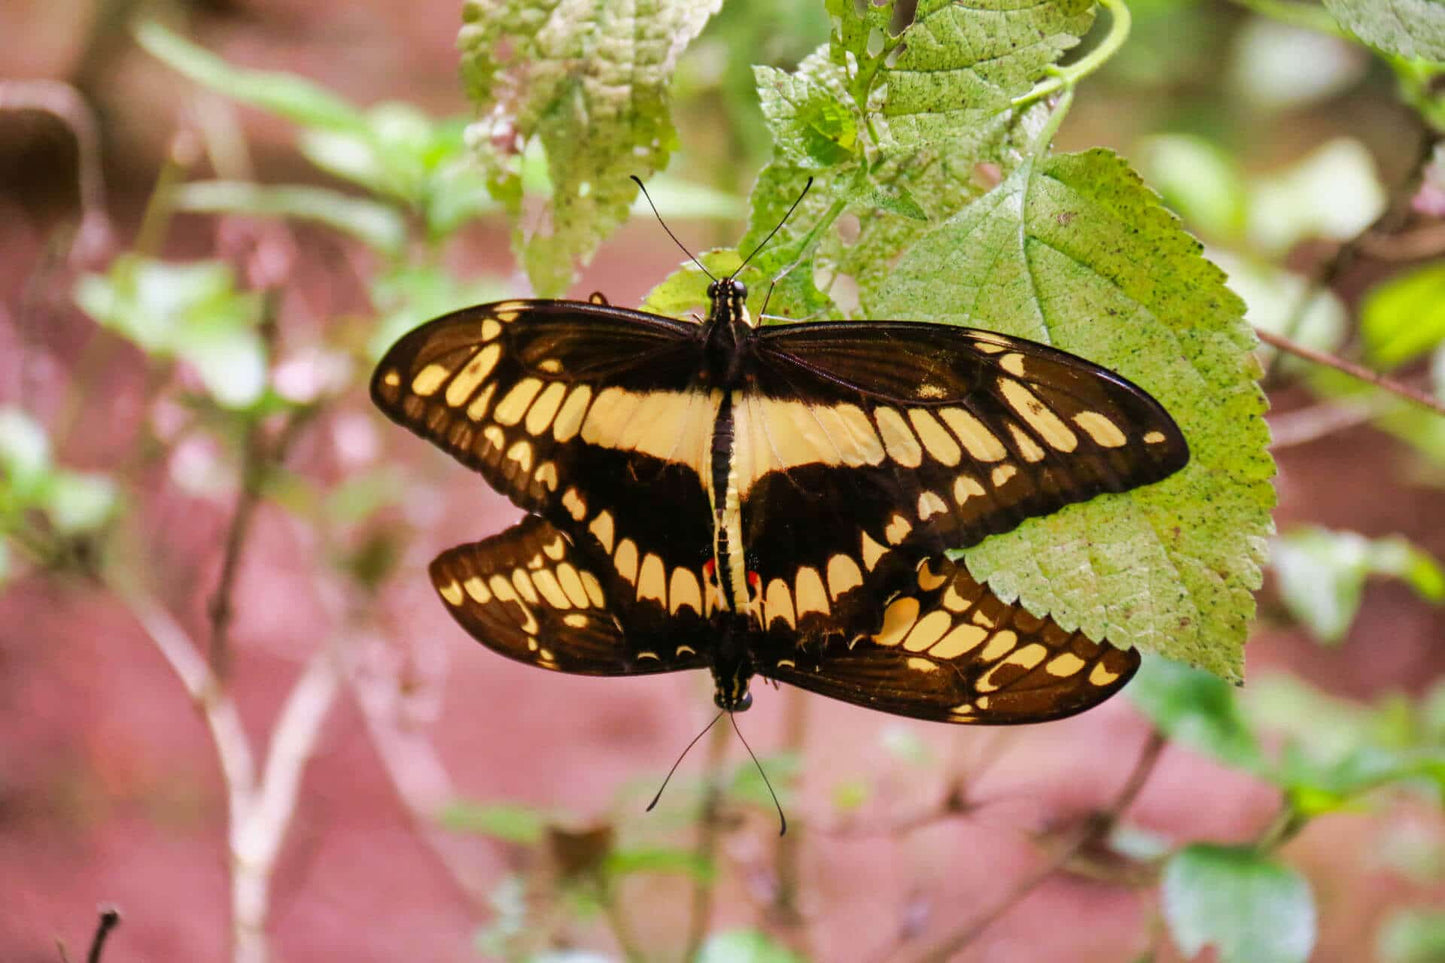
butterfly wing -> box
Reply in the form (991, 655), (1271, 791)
(430, 515), (712, 675)
(755, 553), (1140, 723)
(374, 300), (719, 640)
(738, 321), (1189, 640)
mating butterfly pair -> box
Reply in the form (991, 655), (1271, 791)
(372, 261), (1188, 725)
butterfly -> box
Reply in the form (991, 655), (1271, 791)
(372, 197), (1189, 726)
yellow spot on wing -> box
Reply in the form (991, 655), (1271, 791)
(411, 363), (451, 397)
(954, 474), (986, 505)
(1002, 642), (1047, 670)
(561, 487), (587, 521)
(481, 318), (502, 341)
(885, 513), (913, 545)
(999, 352), (1027, 376)
(999, 378), (1078, 452)
(382, 370), (401, 387)
(556, 563), (591, 608)
(939, 408), (1007, 461)
(794, 566), (829, 617)
(908, 409), (962, 465)
(765, 578), (796, 629)
(510, 569), (540, 604)
(552, 385), (592, 442)
(979, 630), (1018, 662)
(579, 571), (606, 607)
(589, 511), (615, 553)
(463, 576), (490, 603)
(437, 579), (463, 605)
(917, 491), (949, 521)
(1143, 430), (1167, 444)
(916, 560), (947, 591)
(467, 380), (498, 421)
(530, 568), (572, 609)
(525, 381), (568, 435)
(1006, 422), (1046, 463)
(669, 568), (702, 615)
(814, 403), (886, 466)
(534, 462), (559, 491)
(1074, 410), (1128, 448)
(494, 378), (545, 426)
(563, 613), (589, 628)
(444, 348), (488, 407)
(505, 439), (533, 472)
(929, 623), (988, 659)
(902, 610), (952, 652)
(875, 597), (920, 646)
(614, 539), (638, 584)
(1089, 661), (1121, 686)
(1046, 652), (1087, 677)
(907, 657), (937, 672)
(991, 464), (1017, 487)
(637, 554), (667, 602)
(482, 425), (505, 450)
(874, 407), (922, 467)
(860, 531), (888, 570)
(827, 554), (863, 598)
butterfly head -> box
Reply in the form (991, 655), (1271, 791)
(714, 671), (753, 713)
(707, 277), (748, 304)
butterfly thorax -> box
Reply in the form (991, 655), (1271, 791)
(701, 278), (756, 387)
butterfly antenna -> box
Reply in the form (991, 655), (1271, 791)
(729, 711), (787, 836)
(733, 176), (814, 280)
(631, 175), (716, 282)
(646, 710), (724, 813)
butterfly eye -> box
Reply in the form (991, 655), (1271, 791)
(731, 279), (747, 299)
(707, 281), (718, 297)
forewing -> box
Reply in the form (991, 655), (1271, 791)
(740, 321), (1189, 641)
(374, 300), (718, 630)
(756, 554), (1140, 723)
(429, 515), (711, 676)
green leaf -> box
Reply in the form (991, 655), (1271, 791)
(74, 257), (267, 409)
(697, 929), (806, 963)
(1324, 0), (1445, 62)
(1378, 909), (1445, 963)
(825, 0), (1094, 148)
(134, 22), (366, 132)
(1361, 262), (1445, 369)
(1162, 845), (1316, 963)
(458, 0), (723, 295)
(1128, 657), (1265, 773)
(436, 799), (546, 844)
(1273, 527), (1445, 645)
(877, 150), (1274, 678)
(173, 181), (408, 255)
(754, 64), (859, 169)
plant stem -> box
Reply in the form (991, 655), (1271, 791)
(901, 728), (1167, 963)
(1254, 327), (1445, 419)
(1011, 0), (1133, 112)
(683, 719), (731, 962)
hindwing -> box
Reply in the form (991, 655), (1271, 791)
(430, 515), (711, 675)
(739, 322), (1189, 641)
(373, 300), (718, 628)
(756, 553), (1141, 723)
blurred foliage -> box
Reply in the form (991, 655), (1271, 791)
(1162, 844), (1316, 963)
(1377, 908), (1445, 963)
(1273, 526), (1445, 644)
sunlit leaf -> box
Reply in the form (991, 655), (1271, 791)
(1324, 0), (1445, 61)
(459, 0), (724, 295)
(1361, 262), (1445, 369)
(44, 471), (118, 535)
(754, 64), (859, 169)
(1137, 135), (1249, 241)
(174, 181), (408, 255)
(1217, 252), (1347, 364)
(1163, 845), (1316, 963)
(606, 846), (713, 881)
(0, 407), (53, 500)
(880, 150), (1274, 677)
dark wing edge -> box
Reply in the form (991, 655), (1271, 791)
(429, 515), (709, 677)
(756, 553), (1141, 724)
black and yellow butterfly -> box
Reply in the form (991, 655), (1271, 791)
(372, 261), (1188, 725)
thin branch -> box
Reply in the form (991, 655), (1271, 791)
(900, 729), (1167, 963)
(1255, 327), (1445, 419)
(208, 400), (311, 675)
(597, 877), (647, 963)
(1267, 399), (1384, 449)
(683, 719), (731, 963)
